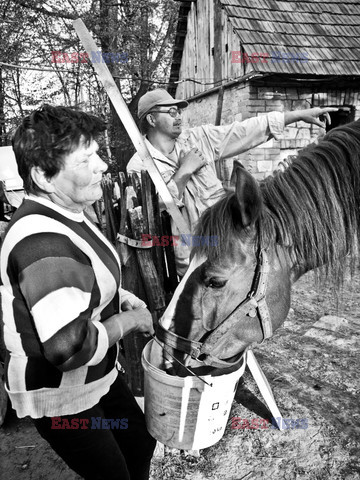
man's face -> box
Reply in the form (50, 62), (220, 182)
(148, 106), (182, 138)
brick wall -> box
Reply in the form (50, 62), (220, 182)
(181, 83), (360, 188)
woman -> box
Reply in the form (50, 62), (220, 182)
(0, 105), (156, 479)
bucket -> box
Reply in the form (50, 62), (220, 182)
(141, 339), (246, 450)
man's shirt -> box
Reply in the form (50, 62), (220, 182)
(127, 112), (285, 274)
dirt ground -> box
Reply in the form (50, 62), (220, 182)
(1, 265), (359, 480)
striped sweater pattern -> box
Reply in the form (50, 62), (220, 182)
(1, 196), (121, 418)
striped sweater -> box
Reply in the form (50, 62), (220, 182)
(1, 195), (122, 418)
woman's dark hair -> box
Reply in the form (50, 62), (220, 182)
(12, 104), (107, 194)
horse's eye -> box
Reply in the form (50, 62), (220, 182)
(208, 278), (227, 288)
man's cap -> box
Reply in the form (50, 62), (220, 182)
(138, 89), (188, 119)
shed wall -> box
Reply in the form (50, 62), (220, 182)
(180, 83), (360, 188)
(175, 0), (243, 100)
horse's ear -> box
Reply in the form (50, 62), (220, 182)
(232, 163), (262, 228)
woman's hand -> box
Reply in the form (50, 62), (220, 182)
(119, 306), (155, 337)
(120, 289), (147, 309)
(103, 301), (154, 346)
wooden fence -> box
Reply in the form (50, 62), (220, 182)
(100, 171), (179, 395)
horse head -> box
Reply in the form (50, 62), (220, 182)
(159, 165), (294, 375)
(159, 121), (360, 376)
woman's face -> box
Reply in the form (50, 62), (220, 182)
(50, 138), (107, 212)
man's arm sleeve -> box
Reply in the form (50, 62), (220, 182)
(202, 112), (285, 161)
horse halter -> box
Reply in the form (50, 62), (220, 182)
(156, 248), (273, 369)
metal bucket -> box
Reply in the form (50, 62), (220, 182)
(141, 339), (246, 450)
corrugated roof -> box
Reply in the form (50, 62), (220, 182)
(221, 0), (360, 75)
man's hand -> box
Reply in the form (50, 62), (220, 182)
(284, 107), (338, 128)
(179, 147), (206, 175)
(172, 147), (207, 197)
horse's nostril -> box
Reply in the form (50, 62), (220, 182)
(198, 354), (207, 361)
(159, 413), (166, 416)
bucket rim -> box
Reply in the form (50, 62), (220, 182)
(141, 339), (246, 388)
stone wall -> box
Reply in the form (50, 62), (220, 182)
(180, 83), (360, 188)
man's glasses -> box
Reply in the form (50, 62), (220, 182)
(149, 107), (182, 118)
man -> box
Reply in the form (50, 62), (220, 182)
(127, 88), (335, 275)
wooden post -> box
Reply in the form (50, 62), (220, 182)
(151, 174), (167, 288)
(161, 211), (179, 293)
(246, 350), (285, 431)
(102, 175), (117, 243)
(128, 207), (166, 324)
(213, 0), (223, 87)
(129, 172), (143, 207)
(214, 86), (225, 179)
(118, 185), (140, 290)
(215, 86), (224, 127)
(118, 172), (127, 234)
(141, 171), (165, 286)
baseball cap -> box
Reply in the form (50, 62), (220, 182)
(138, 89), (188, 119)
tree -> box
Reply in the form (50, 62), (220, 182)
(91, 0), (179, 171)
(0, 0), (179, 171)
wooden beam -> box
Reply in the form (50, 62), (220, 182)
(73, 19), (190, 235)
(213, 0), (223, 86)
(215, 86), (224, 126)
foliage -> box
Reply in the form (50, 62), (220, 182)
(0, 0), (179, 170)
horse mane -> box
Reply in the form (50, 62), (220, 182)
(194, 120), (360, 280)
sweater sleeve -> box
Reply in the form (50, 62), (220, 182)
(9, 232), (109, 372)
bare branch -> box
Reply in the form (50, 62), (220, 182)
(16, 1), (77, 20)
(0, 61), (76, 73)
(150, 9), (178, 74)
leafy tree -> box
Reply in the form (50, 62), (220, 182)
(0, 0), (179, 171)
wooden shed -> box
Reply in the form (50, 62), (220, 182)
(169, 0), (360, 186)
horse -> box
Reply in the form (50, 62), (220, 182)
(157, 120), (360, 376)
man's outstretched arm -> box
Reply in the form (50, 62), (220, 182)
(284, 107), (338, 128)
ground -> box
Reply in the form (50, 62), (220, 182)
(0, 265), (359, 480)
